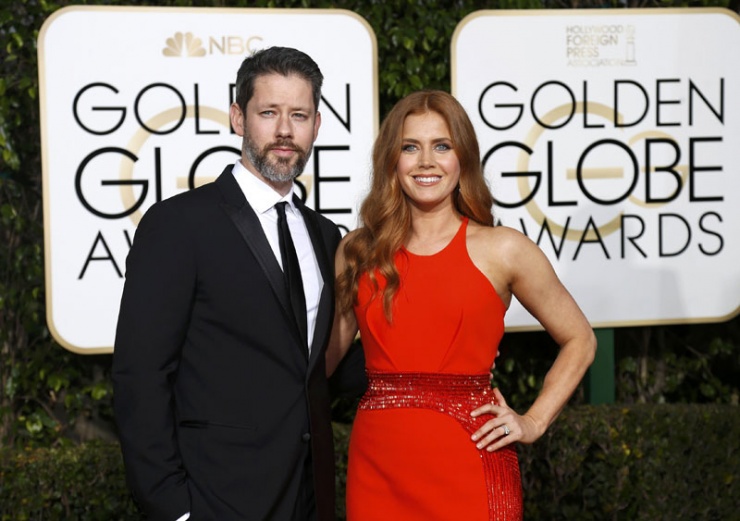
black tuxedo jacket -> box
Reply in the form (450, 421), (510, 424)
(113, 166), (343, 520)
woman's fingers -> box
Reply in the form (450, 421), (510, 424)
(471, 416), (518, 450)
(469, 388), (523, 450)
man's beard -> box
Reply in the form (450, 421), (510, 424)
(243, 135), (311, 184)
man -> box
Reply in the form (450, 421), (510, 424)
(113, 46), (353, 521)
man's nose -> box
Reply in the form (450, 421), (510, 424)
(276, 115), (293, 137)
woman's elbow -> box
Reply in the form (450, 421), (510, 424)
(583, 329), (598, 367)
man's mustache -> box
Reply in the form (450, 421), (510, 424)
(267, 140), (304, 153)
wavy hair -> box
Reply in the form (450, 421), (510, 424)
(337, 90), (495, 320)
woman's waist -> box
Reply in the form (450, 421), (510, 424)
(359, 370), (494, 412)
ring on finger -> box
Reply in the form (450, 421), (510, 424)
(502, 424), (510, 436)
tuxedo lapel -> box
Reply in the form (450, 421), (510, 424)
(294, 195), (334, 372)
(215, 170), (302, 348)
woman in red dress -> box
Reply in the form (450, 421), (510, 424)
(327, 90), (596, 520)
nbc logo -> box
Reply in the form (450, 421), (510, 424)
(163, 32), (206, 57)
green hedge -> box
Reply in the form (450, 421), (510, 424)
(0, 441), (137, 521)
(2, 405), (737, 520)
(518, 404), (740, 520)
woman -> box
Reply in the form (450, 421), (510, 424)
(327, 90), (596, 520)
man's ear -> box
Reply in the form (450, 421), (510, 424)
(313, 110), (321, 141)
(229, 102), (245, 136)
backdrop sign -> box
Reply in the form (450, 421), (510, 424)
(39, 6), (377, 353)
(452, 8), (740, 330)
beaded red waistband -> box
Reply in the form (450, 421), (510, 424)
(360, 371), (494, 412)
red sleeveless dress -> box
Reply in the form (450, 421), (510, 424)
(346, 218), (523, 521)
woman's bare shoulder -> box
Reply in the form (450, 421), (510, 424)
(469, 222), (534, 251)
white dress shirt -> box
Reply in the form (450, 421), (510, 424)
(231, 160), (323, 352)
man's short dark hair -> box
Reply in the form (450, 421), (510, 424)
(235, 46), (323, 113)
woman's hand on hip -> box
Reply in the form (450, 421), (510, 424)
(469, 388), (544, 451)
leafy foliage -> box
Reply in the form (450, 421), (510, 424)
(2, 409), (738, 520)
(616, 323), (740, 404)
(519, 404), (740, 520)
(0, 441), (137, 520)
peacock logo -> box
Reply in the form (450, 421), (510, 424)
(162, 32), (206, 57)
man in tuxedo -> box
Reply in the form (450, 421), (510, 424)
(113, 46), (356, 521)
